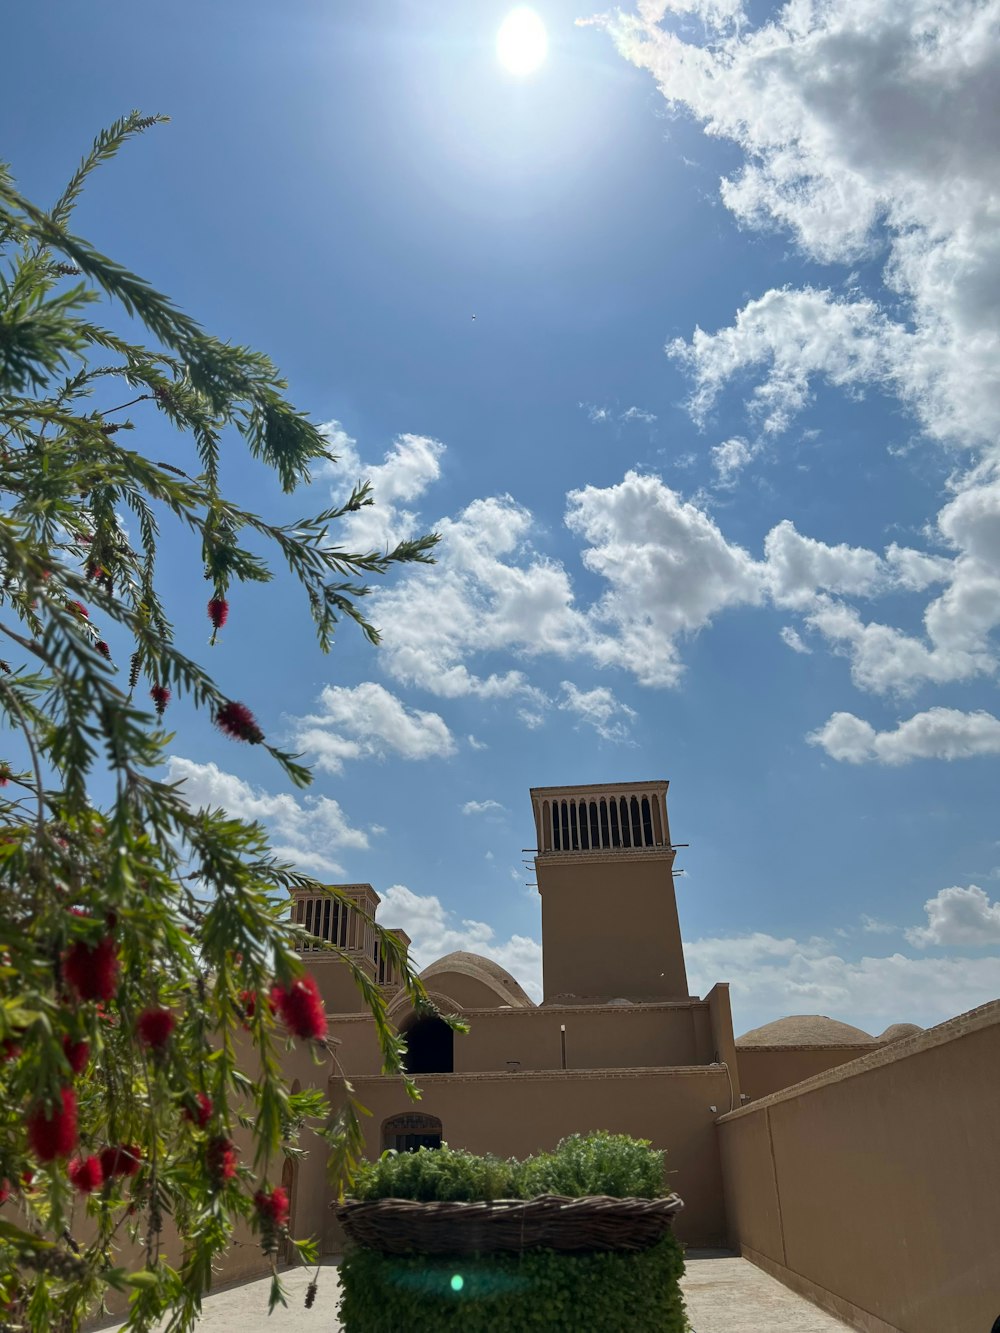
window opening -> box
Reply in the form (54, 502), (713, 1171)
(641, 797), (653, 846)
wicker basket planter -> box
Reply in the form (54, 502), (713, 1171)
(336, 1191), (683, 1256)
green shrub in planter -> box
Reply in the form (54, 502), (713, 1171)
(518, 1131), (665, 1199)
(337, 1233), (687, 1333)
(351, 1130), (667, 1202)
(351, 1145), (520, 1201)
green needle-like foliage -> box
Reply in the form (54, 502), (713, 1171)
(0, 113), (445, 1331)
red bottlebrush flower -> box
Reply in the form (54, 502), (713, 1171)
(272, 974), (327, 1041)
(66, 600), (89, 619)
(68, 1155), (104, 1194)
(62, 1037), (90, 1075)
(240, 989), (258, 1022)
(137, 1007), (175, 1049)
(253, 1186), (290, 1229)
(20, 1169), (34, 1189)
(207, 1136), (238, 1184)
(27, 1087), (78, 1162)
(63, 935), (119, 1003)
(0, 1179), (9, 1205)
(208, 598), (229, 630)
(150, 684), (170, 716)
(0, 763), (10, 788)
(96, 641), (112, 661)
(215, 700), (263, 744)
(99, 1144), (142, 1179)
(183, 1092), (214, 1129)
(0, 1037), (20, 1062)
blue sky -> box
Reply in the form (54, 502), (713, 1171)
(7, 0), (1000, 1034)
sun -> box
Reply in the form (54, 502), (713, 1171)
(497, 7), (548, 77)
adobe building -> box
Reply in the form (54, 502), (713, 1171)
(286, 780), (925, 1254)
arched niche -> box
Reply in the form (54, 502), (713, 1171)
(382, 1111), (443, 1154)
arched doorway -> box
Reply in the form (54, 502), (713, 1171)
(402, 1015), (454, 1074)
(382, 1112), (443, 1154)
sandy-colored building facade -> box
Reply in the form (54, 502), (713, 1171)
(80, 777), (997, 1332)
(287, 782), (929, 1249)
(270, 778), (999, 1332)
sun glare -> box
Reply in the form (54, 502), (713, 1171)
(497, 7), (548, 77)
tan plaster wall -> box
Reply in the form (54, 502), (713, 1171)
(536, 854), (689, 1001)
(306, 954), (375, 1014)
(736, 1045), (876, 1101)
(706, 983), (741, 1101)
(718, 1002), (1000, 1333)
(330, 1001), (717, 1076)
(327, 1067), (732, 1248)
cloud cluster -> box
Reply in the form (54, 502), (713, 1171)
(684, 928), (1000, 1035)
(319, 421), (445, 551)
(167, 756), (369, 876)
(595, 0), (1000, 752)
(377, 884), (543, 1000)
(617, 2), (1000, 450)
(462, 799), (506, 816)
(290, 681), (455, 774)
(808, 707), (1000, 765)
(905, 885), (1000, 948)
(312, 418), (995, 761)
(558, 681), (636, 742)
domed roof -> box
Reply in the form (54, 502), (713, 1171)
(876, 1022), (924, 1044)
(736, 1014), (875, 1048)
(420, 952), (535, 1008)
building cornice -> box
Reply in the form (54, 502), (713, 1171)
(334, 1065), (730, 1086)
(328, 998), (710, 1023)
(534, 847), (674, 867)
(530, 780), (668, 799)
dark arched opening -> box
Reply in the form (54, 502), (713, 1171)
(382, 1112), (443, 1154)
(403, 1015), (454, 1074)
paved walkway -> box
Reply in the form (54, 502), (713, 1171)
(97, 1252), (853, 1330)
(684, 1251), (851, 1332)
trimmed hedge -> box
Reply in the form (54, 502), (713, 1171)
(337, 1233), (687, 1333)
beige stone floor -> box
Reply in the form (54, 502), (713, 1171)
(683, 1251), (852, 1332)
(96, 1251), (854, 1330)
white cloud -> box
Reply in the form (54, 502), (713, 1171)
(582, 402), (612, 423)
(808, 707), (1000, 764)
(779, 626), (810, 654)
(371, 493), (593, 698)
(167, 756), (369, 876)
(318, 420), (445, 550)
(684, 929), (1000, 1035)
(517, 708), (546, 730)
(581, 403), (657, 425)
(377, 884), (543, 1000)
(616, 4), (1000, 449)
(462, 799), (506, 816)
(290, 682), (455, 774)
(710, 435), (757, 485)
(565, 470), (764, 686)
(558, 681), (636, 742)
(467, 734), (488, 751)
(318, 422), (993, 708)
(906, 885), (1000, 948)
(604, 2), (1000, 705)
(861, 915), (898, 936)
(763, 520), (886, 610)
